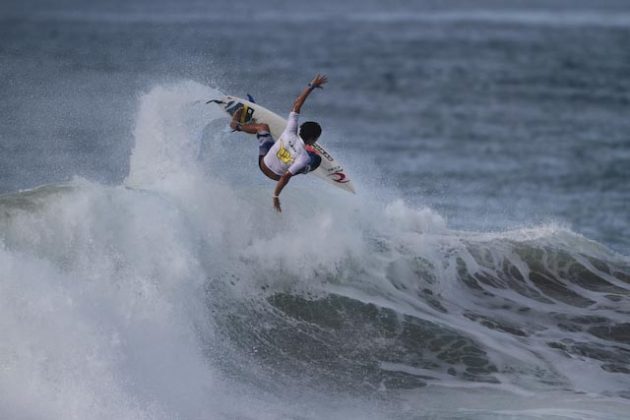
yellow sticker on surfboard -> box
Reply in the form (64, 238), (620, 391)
(239, 104), (255, 124)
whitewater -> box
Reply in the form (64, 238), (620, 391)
(1, 82), (629, 419)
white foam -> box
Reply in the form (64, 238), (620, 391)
(1, 81), (628, 419)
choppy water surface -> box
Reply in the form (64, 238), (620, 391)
(1, 1), (629, 419)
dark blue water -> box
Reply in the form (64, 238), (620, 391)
(1, 1), (629, 419)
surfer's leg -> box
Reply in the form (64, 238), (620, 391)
(257, 134), (274, 166)
(230, 108), (244, 131)
(256, 127), (282, 181)
(256, 126), (274, 156)
(256, 126), (275, 169)
(230, 109), (269, 135)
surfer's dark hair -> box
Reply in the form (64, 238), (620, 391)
(300, 121), (322, 143)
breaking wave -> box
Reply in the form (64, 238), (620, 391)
(1, 82), (629, 419)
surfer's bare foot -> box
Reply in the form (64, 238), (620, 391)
(230, 108), (243, 130)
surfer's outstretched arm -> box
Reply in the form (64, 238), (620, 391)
(272, 173), (292, 213)
(292, 74), (327, 114)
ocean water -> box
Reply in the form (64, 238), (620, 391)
(1, 1), (630, 419)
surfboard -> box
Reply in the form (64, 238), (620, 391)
(208, 96), (356, 193)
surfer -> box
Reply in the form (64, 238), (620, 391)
(230, 74), (328, 212)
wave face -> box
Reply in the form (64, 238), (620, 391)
(1, 82), (629, 419)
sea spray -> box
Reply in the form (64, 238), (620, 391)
(1, 82), (629, 419)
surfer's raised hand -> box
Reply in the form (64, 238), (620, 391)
(309, 74), (328, 89)
(292, 74), (327, 113)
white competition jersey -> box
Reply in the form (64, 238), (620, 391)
(263, 112), (310, 176)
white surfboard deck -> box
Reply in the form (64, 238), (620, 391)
(210, 95), (355, 193)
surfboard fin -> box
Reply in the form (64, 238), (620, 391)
(246, 94), (256, 103)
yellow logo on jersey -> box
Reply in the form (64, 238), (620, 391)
(276, 146), (294, 164)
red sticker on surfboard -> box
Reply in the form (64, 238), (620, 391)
(330, 171), (349, 183)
